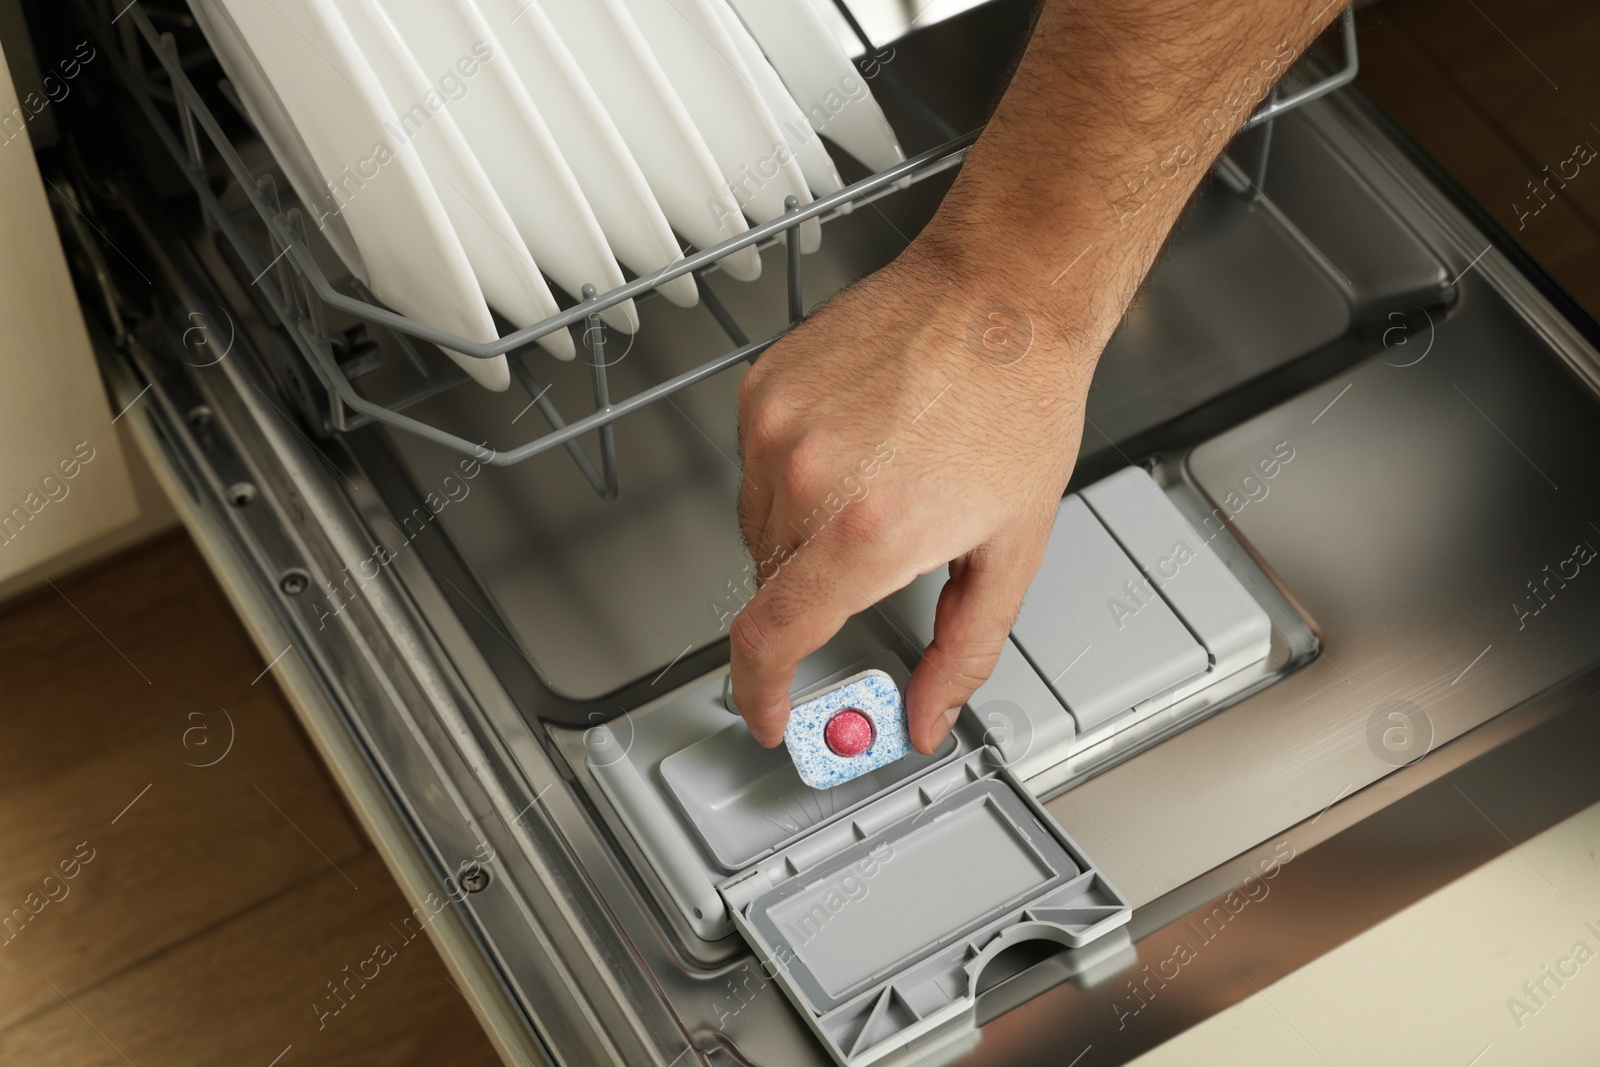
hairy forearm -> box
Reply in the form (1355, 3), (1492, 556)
(727, 0), (1353, 750)
(917, 0), (1348, 355)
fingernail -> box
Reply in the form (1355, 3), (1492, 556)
(916, 707), (962, 755)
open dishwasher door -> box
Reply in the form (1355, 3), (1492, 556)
(31, 0), (1600, 1063)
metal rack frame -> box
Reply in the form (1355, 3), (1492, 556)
(98, 0), (1355, 494)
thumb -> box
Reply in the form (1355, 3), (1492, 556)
(903, 529), (1047, 754)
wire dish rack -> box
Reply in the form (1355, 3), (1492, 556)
(97, 0), (1356, 498)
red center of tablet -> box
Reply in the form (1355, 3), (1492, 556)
(824, 709), (875, 757)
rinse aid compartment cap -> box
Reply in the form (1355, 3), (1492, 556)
(719, 750), (1132, 1067)
(783, 670), (912, 790)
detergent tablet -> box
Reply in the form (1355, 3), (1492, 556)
(783, 669), (911, 789)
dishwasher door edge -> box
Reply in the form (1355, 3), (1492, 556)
(101, 337), (553, 1067)
(92, 212), (684, 1064)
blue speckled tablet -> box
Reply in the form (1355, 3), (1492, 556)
(784, 670), (910, 790)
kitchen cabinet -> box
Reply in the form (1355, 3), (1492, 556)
(0, 30), (170, 598)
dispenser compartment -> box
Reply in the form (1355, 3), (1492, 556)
(721, 752), (1131, 1066)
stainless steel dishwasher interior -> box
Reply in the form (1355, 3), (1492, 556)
(359, 84), (1443, 705)
(345, 63), (1600, 1067)
(341, 17), (1596, 1057)
(42, 0), (1600, 1063)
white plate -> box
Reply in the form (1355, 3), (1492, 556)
(331, 0), (574, 360)
(725, 0), (905, 173)
(203, 0), (511, 390)
(620, 0), (822, 254)
(539, 0), (761, 282)
(711, 0), (845, 204)
(188, 0), (367, 282)
(476, 0), (698, 309)
(379, 0), (638, 333)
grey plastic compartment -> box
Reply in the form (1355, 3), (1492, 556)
(723, 751), (1130, 1066)
(583, 636), (973, 940)
(882, 582), (1079, 777)
(885, 467), (1293, 787)
(1082, 467), (1272, 676)
(750, 782), (1073, 1008)
(1013, 496), (1209, 729)
(660, 724), (959, 872)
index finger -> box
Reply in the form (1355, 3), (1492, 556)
(727, 539), (886, 747)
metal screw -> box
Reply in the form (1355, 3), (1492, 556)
(459, 863), (491, 894)
(279, 569), (309, 596)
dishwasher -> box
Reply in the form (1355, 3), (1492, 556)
(17, 0), (1600, 1063)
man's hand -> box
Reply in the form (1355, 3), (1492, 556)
(730, 0), (1349, 753)
(733, 242), (1096, 753)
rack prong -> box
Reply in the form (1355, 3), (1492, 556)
(161, 32), (204, 182)
(694, 272), (749, 350)
(509, 358), (611, 496)
(582, 284), (620, 501)
(785, 196), (804, 325)
(288, 210), (329, 346)
(254, 174), (297, 316)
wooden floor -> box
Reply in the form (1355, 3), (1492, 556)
(2, 3), (1596, 1066)
(0, 533), (500, 1066)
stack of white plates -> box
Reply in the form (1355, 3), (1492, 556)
(191, 0), (904, 391)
